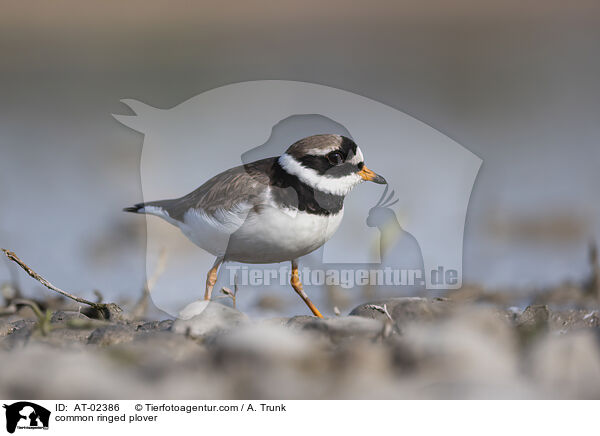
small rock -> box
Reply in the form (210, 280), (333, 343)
(82, 303), (124, 322)
(300, 316), (384, 343)
(41, 327), (94, 347)
(1, 320), (36, 350)
(136, 320), (174, 332)
(50, 310), (91, 323)
(0, 318), (20, 337)
(171, 301), (249, 338)
(350, 297), (448, 329)
(517, 305), (550, 327)
(285, 315), (321, 330)
(515, 305), (550, 342)
(87, 324), (136, 346)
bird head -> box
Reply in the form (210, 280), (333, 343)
(278, 134), (386, 196)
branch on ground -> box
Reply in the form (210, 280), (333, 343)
(217, 273), (239, 308)
(1, 248), (123, 321)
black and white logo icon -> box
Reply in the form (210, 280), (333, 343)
(3, 402), (50, 433)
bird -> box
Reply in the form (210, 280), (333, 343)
(124, 134), (386, 318)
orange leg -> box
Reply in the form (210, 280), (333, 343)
(204, 257), (223, 300)
(290, 260), (323, 318)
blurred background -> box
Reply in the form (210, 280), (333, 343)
(1, 0), (600, 317)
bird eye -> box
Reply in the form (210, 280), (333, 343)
(327, 151), (344, 165)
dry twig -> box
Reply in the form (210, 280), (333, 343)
(366, 303), (396, 339)
(217, 273), (239, 308)
(366, 303), (394, 322)
(1, 248), (122, 320)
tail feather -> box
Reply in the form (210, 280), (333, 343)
(123, 203), (146, 213)
(123, 201), (177, 224)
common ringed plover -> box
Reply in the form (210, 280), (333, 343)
(125, 134), (386, 318)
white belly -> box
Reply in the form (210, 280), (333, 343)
(175, 204), (343, 263)
(223, 206), (343, 263)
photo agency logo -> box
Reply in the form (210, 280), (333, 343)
(3, 402), (50, 433)
(115, 80), (481, 317)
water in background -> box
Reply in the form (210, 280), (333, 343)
(1, 3), (599, 317)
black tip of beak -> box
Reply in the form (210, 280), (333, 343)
(372, 174), (387, 184)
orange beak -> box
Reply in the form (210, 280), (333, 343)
(358, 165), (387, 184)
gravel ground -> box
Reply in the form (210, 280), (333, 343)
(1, 288), (600, 399)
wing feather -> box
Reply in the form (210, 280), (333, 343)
(141, 157), (276, 222)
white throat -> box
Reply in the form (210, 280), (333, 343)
(278, 153), (363, 196)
